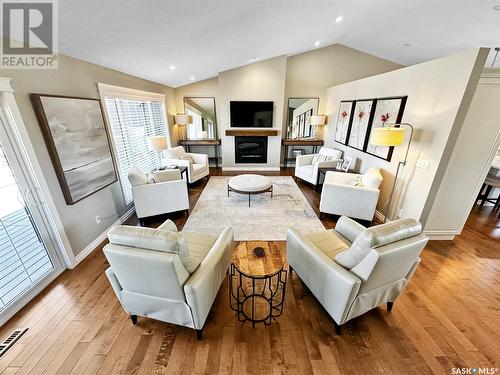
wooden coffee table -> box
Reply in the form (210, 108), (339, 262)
(229, 242), (287, 326)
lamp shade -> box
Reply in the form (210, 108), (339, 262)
(147, 136), (168, 151)
(370, 126), (405, 146)
(175, 114), (193, 126)
(308, 115), (326, 126)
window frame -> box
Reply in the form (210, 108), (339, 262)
(97, 83), (171, 205)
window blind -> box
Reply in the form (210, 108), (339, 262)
(104, 97), (169, 205)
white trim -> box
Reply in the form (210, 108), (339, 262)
(478, 72), (500, 86)
(222, 166), (280, 171)
(0, 77), (74, 266)
(97, 83), (166, 101)
(70, 206), (135, 268)
(423, 230), (456, 241)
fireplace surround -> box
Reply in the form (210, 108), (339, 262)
(235, 136), (268, 163)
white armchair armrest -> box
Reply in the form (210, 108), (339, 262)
(184, 227), (234, 329)
(188, 152), (208, 165)
(296, 154), (315, 167)
(153, 169), (181, 182)
(286, 228), (361, 324)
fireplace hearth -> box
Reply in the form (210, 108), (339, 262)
(235, 136), (268, 163)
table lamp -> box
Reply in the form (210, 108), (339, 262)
(370, 123), (414, 222)
(147, 135), (168, 170)
(175, 114), (193, 140)
(308, 115), (326, 139)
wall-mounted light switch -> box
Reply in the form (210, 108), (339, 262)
(416, 158), (431, 170)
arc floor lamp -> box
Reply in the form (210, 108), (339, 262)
(370, 123), (414, 222)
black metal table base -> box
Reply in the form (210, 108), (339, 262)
(227, 185), (273, 207)
(228, 264), (287, 326)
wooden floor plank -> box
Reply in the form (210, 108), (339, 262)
(0, 168), (498, 375)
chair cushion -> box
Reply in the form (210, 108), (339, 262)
(334, 218), (422, 269)
(150, 169), (181, 183)
(305, 230), (350, 260)
(181, 231), (217, 272)
(360, 167), (383, 188)
(107, 225), (202, 274)
(298, 164), (315, 176)
(128, 165), (147, 186)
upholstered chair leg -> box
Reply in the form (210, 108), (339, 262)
(130, 315), (138, 325)
(138, 218), (145, 227)
(387, 302), (394, 312)
(334, 321), (342, 335)
(195, 329), (203, 340)
(289, 265), (293, 276)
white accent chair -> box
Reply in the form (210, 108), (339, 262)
(294, 147), (343, 187)
(128, 166), (189, 226)
(287, 216), (428, 334)
(103, 220), (234, 339)
(320, 167), (383, 221)
(164, 146), (209, 184)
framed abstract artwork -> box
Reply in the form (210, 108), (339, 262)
(30, 94), (117, 205)
(366, 96), (408, 161)
(334, 100), (354, 145)
(347, 99), (375, 151)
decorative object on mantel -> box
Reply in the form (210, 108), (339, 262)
(334, 100), (354, 145)
(370, 122), (414, 222)
(147, 136), (168, 170)
(174, 114), (193, 140)
(30, 94), (117, 205)
(309, 115), (327, 139)
(347, 99), (375, 151)
(366, 96), (407, 161)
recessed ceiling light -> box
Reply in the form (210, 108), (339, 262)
(249, 57), (259, 62)
(404, 43), (411, 47)
(335, 15), (343, 23)
(168, 65), (176, 71)
(314, 40), (321, 47)
(494, 5), (500, 10)
(189, 76), (195, 81)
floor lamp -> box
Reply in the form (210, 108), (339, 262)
(370, 123), (414, 222)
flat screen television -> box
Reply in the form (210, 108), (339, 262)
(230, 101), (273, 128)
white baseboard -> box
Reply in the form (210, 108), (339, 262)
(222, 166), (280, 171)
(70, 207), (135, 268)
(423, 230), (457, 241)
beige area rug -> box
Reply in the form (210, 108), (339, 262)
(182, 176), (325, 241)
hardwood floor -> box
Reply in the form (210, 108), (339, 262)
(1, 168), (499, 374)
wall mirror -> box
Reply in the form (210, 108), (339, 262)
(183, 97), (217, 139)
(286, 97), (319, 139)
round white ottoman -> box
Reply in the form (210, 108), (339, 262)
(227, 174), (273, 207)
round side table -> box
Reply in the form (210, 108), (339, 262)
(229, 243), (287, 326)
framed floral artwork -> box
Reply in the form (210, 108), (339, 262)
(334, 100), (354, 145)
(366, 96), (407, 161)
(347, 99), (375, 151)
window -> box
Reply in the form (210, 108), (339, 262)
(100, 85), (170, 205)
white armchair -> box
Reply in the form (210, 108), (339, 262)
(287, 216), (428, 334)
(294, 147), (343, 186)
(128, 166), (189, 225)
(103, 220), (234, 339)
(164, 146), (209, 184)
(320, 167), (383, 221)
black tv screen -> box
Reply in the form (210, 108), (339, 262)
(230, 101), (273, 128)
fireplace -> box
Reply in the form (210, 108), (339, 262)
(235, 136), (268, 163)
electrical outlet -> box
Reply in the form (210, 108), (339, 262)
(398, 208), (404, 218)
(416, 158), (431, 170)
(95, 215), (101, 224)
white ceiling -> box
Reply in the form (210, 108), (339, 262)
(55, 0), (500, 87)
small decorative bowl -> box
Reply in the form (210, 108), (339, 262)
(252, 247), (265, 257)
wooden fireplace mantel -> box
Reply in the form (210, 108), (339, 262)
(225, 129), (279, 136)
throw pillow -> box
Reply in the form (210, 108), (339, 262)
(147, 172), (157, 184)
(179, 154), (194, 164)
(157, 219), (178, 232)
(128, 165), (147, 186)
(360, 167), (383, 188)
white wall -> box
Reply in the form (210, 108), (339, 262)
(325, 48), (488, 225)
(217, 56), (287, 170)
(424, 70), (500, 238)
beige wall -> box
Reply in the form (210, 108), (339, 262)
(173, 43), (403, 164)
(324, 48), (488, 226)
(0, 52), (176, 257)
(424, 69), (500, 237)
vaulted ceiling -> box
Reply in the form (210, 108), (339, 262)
(54, 0), (500, 87)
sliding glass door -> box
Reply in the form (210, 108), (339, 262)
(0, 111), (63, 324)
